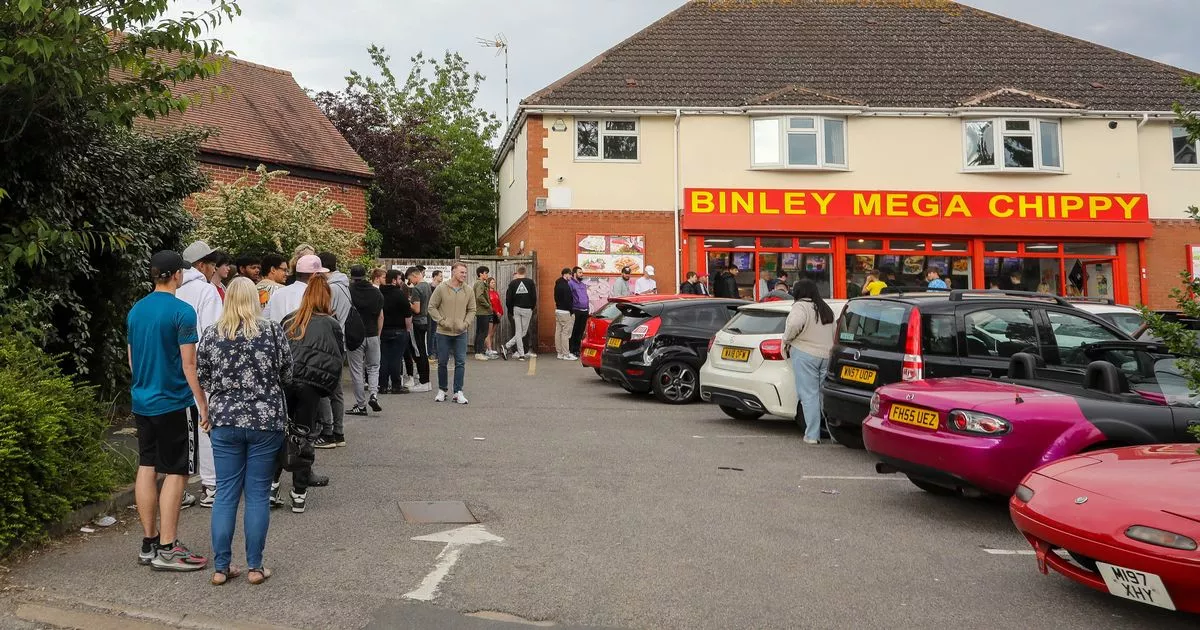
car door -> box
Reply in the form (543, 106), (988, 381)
(955, 307), (1042, 378)
(1040, 308), (1129, 376)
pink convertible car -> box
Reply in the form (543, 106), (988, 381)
(862, 347), (1199, 497)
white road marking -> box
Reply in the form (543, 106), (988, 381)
(692, 435), (774, 439)
(800, 475), (905, 481)
(527, 356), (536, 376)
(982, 548), (1037, 556)
(403, 524), (504, 602)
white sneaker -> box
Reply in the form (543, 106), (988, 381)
(556, 353), (566, 360)
(486, 350), (499, 358)
(434, 390), (447, 402)
(452, 391), (469, 405)
(411, 382), (432, 393)
(525, 352), (537, 358)
(474, 353), (489, 361)
(403, 376), (415, 388)
(565, 353), (579, 361)
(514, 353), (525, 361)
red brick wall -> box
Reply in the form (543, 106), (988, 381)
(1144, 219), (1200, 309)
(526, 116), (549, 216)
(197, 162), (369, 235)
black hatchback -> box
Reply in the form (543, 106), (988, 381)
(821, 290), (1134, 449)
(600, 298), (747, 404)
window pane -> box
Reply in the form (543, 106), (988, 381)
(798, 238), (832, 249)
(1063, 242), (1117, 255)
(985, 257), (1061, 294)
(752, 118), (781, 164)
(964, 121), (995, 167)
(922, 314), (957, 356)
(759, 237), (793, 248)
(1004, 135), (1035, 168)
(603, 135), (638, 160)
(1040, 121), (1061, 168)
(605, 120), (636, 132)
(931, 241), (968, 252)
(824, 118), (846, 165)
(888, 240), (925, 251)
(1174, 126), (1198, 165)
(1047, 311), (1122, 367)
(848, 238), (884, 250)
(576, 120), (598, 157)
(1005, 120), (1032, 132)
(1025, 242), (1060, 253)
(787, 133), (818, 165)
(985, 241), (1018, 253)
(963, 309), (1039, 359)
(789, 117), (815, 130)
(704, 236), (755, 248)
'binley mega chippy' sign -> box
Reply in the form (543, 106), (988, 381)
(681, 188), (1152, 238)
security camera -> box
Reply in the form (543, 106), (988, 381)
(1108, 121), (1118, 129)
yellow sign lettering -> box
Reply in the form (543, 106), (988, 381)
(944, 195), (972, 217)
(812, 192), (835, 216)
(691, 190), (714, 214)
(911, 194), (939, 218)
(885, 193), (910, 217)
(732, 191), (754, 214)
(784, 192), (806, 215)
(1115, 196), (1140, 220)
(989, 194), (1014, 218)
(1088, 196), (1113, 219)
(759, 191), (780, 214)
(1060, 195), (1083, 219)
(854, 193), (881, 216)
(1018, 195), (1044, 219)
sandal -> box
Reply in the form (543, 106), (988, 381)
(211, 566), (243, 585)
(247, 567), (272, 585)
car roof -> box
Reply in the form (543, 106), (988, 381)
(739, 299), (850, 313)
(609, 293), (707, 305)
(1069, 301), (1140, 314)
(848, 289), (1086, 310)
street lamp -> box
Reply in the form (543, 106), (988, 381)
(475, 33), (509, 125)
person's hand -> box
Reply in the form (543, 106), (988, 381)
(198, 408), (211, 433)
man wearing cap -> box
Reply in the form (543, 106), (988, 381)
(347, 264), (384, 415)
(611, 267), (633, 298)
(264, 254), (326, 324)
(127, 251), (208, 571)
(178, 240), (224, 509)
(633, 265), (658, 296)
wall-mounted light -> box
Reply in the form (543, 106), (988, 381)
(551, 118), (568, 132)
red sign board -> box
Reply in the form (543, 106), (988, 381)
(682, 188), (1151, 238)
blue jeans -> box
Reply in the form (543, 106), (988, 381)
(436, 332), (468, 393)
(210, 426), (284, 571)
(791, 349), (829, 442)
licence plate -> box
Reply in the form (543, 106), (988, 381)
(721, 347), (752, 362)
(1096, 562), (1176, 610)
(840, 365), (877, 385)
(606, 338), (622, 349)
(583, 348), (597, 358)
(887, 404), (939, 430)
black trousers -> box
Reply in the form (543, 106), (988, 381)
(411, 326), (431, 384)
(569, 310), (588, 355)
(275, 383), (322, 493)
(474, 313), (491, 353)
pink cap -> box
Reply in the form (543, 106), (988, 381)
(295, 254), (329, 274)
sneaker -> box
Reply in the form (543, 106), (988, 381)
(515, 353), (525, 361)
(290, 490), (307, 514)
(332, 433), (346, 447)
(269, 484), (284, 509)
(410, 382), (432, 393)
(803, 438), (820, 445)
(452, 391), (469, 405)
(314, 435), (338, 449)
(368, 394), (382, 412)
(557, 353), (566, 360)
(346, 405), (369, 416)
(138, 535), (160, 566)
(565, 353), (579, 361)
(434, 390), (447, 402)
(180, 491), (197, 510)
(199, 485), (216, 509)
(474, 353), (489, 361)
(151, 540), (207, 572)
(499, 346), (509, 361)
(525, 352), (538, 359)
(403, 376), (416, 388)
(486, 350), (499, 358)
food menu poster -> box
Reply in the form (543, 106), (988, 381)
(576, 234), (646, 274)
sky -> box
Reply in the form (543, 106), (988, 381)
(167, 0), (1200, 124)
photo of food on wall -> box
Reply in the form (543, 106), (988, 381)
(609, 236), (645, 255)
(612, 255), (642, 274)
(902, 256), (926, 275)
(577, 235), (607, 254)
(853, 255), (875, 272)
(579, 255), (607, 272)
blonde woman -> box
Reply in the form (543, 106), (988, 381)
(197, 277), (292, 585)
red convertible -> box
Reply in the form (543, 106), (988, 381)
(1010, 445), (1200, 613)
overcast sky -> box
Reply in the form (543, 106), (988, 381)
(168, 0), (1199, 123)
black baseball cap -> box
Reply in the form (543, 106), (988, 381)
(150, 250), (186, 280)
(621, 266), (632, 274)
(350, 264), (367, 278)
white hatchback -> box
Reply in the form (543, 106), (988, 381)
(700, 299), (848, 423)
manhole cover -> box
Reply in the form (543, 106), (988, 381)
(398, 501), (478, 524)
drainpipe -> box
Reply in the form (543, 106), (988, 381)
(673, 108), (682, 291)
(1137, 113), (1149, 128)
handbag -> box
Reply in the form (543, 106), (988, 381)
(283, 420), (315, 472)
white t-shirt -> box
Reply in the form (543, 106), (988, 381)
(633, 276), (657, 295)
(263, 280), (307, 324)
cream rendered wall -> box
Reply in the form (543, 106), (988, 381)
(498, 124), (528, 237)
(541, 116), (675, 211)
(1138, 121), (1200, 218)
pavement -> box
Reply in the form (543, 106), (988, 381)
(1, 355), (1196, 629)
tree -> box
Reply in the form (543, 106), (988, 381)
(315, 89), (451, 257)
(190, 166), (360, 265)
(345, 46), (500, 256)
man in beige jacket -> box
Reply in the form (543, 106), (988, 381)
(427, 262), (476, 404)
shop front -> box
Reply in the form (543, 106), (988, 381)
(681, 188), (1151, 303)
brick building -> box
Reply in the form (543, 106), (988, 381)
(495, 0), (1200, 350)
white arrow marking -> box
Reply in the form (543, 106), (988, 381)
(403, 524), (504, 601)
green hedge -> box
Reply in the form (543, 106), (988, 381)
(0, 331), (116, 553)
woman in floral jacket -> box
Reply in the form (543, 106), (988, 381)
(197, 276), (292, 586)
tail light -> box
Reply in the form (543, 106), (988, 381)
(630, 317), (661, 341)
(949, 410), (1011, 435)
(901, 306), (924, 381)
(708, 336), (716, 351)
(869, 392), (881, 416)
(759, 339), (786, 361)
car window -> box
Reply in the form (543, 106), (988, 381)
(838, 300), (909, 351)
(725, 310), (787, 335)
(596, 303), (623, 320)
(922, 314), (956, 356)
(1047, 311), (1124, 366)
(1153, 358), (1200, 407)
(1097, 312), (1145, 336)
(664, 305), (733, 332)
(963, 309), (1038, 359)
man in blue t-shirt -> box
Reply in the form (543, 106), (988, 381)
(126, 250), (210, 573)
(926, 268), (949, 291)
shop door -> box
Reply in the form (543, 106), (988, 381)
(1067, 258), (1116, 300)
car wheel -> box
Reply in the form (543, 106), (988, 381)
(827, 424), (865, 449)
(652, 361), (699, 404)
(719, 405), (763, 421)
(908, 477), (959, 497)
(593, 368), (603, 377)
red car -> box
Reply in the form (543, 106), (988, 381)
(580, 294), (704, 374)
(1011, 445), (1200, 614)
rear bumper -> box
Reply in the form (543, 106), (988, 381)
(600, 351), (653, 392)
(580, 342), (603, 368)
(821, 381), (872, 429)
(699, 363), (790, 417)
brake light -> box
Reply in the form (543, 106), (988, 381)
(708, 336), (716, 351)
(901, 306), (924, 381)
(949, 410), (1011, 435)
(630, 317), (661, 341)
(759, 339), (786, 361)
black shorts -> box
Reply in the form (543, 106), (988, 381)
(136, 406), (198, 476)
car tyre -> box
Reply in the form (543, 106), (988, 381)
(827, 424), (865, 449)
(908, 476), (959, 497)
(719, 405), (763, 421)
(593, 368), (603, 377)
(651, 360), (700, 404)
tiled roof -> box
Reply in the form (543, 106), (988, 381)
(959, 88), (1084, 109)
(745, 85), (866, 107)
(138, 55), (372, 178)
(525, 0), (1200, 111)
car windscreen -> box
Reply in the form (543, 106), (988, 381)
(1096, 312), (1145, 336)
(837, 300), (910, 351)
(725, 309), (787, 335)
(594, 302), (624, 320)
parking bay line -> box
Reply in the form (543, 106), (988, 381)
(799, 475), (907, 481)
(982, 548), (1037, 556)
(527, 356), (536, 376)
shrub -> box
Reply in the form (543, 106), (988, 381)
(0, 331), (117, 553)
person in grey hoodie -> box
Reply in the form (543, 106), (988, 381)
(315, 252), (351, 449)
(780, 279), (836, 445)
(178, 240), (225, 509)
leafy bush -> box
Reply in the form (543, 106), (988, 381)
(0, 330), (117, 553)
(190, 165), (361, 264)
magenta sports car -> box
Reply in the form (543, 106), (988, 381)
(862, 345), (1200, 497)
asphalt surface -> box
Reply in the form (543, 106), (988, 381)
(1, 357), (1196, 629)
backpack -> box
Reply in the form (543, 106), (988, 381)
(337, 283), (366, 352)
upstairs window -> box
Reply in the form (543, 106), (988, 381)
(576, 119), (639, 161)
(964, 118), (1062, 172)
(1173, 125), (1198, 166)
(751, 116), (847, 169)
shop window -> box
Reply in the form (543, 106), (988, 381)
(576, 119), (638, 161)
(984, 242), (1019, 253)
(984, 258), (1061, 293)
(1066, 260), (1115, 299)
(707, 251), (755, 300)
(758, 252), (831, 299)
(888, 239), (925, 251)
(1172, 126), (1198, 166)
(848, 238), (884, 250)
(1064, 243), (1117, 256)
(798, 238), (832, 249)
(759, 237), (794, 248)
(931, 241), (968, 252)
(1025, 242), (1060, 253)
(963, 118), (1062, 172)
(704, 236), (755, 248)
(751, 116), (848, 169)
(964, 309), (1039, 359)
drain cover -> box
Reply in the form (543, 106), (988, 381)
(398, 501), (478, 524)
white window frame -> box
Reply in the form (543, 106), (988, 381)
(1172, 125), (1200, 169)
(962, 117), (1063, 173)
(574, 118), (640, 162)
(750, 115), (848, 170)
